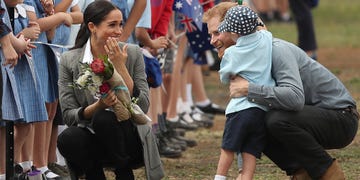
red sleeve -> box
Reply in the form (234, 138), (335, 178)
(149, 0), (174, 38)
(199, 0), (214, 12)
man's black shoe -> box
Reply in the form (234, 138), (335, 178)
(196, 103), (225, 115)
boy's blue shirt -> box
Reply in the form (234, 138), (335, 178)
(219, 30), (275, 114)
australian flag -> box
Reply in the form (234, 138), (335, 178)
(173, 0), (203, 31)
(186, 23), (213, 53)
(173, 0), (213, 63)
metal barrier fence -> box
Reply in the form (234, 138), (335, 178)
(5, 121), (14, 179)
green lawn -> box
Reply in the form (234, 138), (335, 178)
(268, 0), (360, 48)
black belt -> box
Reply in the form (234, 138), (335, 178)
(343, 106), (359, 120)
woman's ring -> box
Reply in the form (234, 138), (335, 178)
(109, 51), (114, 55)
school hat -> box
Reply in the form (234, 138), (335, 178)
(218, 6), (261, 35)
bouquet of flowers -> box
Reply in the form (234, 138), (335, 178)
(73, 55), (151, 124)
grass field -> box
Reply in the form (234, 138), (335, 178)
(131, 0), (360, 179)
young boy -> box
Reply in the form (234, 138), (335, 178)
(214, 6), (274, 180)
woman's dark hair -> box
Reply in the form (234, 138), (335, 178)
(71, 0), (118, 50)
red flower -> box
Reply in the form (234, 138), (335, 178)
(99, 82), (111, 94)
(90, 58), (105, 74)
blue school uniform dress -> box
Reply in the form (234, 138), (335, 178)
(51, 0), (74, 125)
(0, 0), (11, 126)
(0, 0), (24, 124)
(52, 0), (71, 53)
(23, 0), (58, 103)
(12, 4), (48, 123)
(44, 0), (72, 68)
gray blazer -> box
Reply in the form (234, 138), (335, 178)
(58, 42), (164, 179)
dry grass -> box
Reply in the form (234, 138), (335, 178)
(128, 46), (360, 180)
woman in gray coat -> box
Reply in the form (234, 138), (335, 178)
(57, 1), (163, 179)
